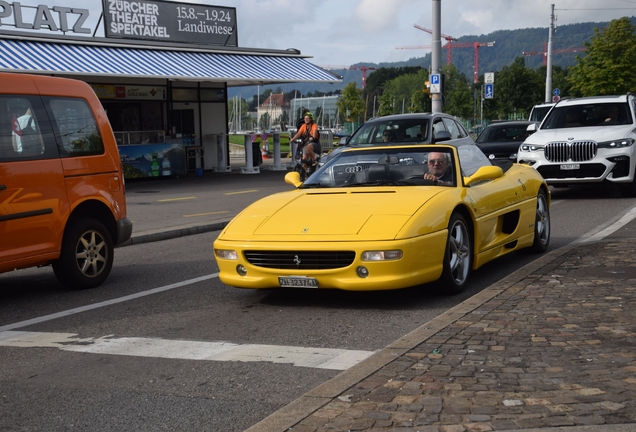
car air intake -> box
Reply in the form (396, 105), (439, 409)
(244, 251), (355, 269)
(545, 141), (597, 163)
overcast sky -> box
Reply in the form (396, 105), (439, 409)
(8, 0), (636, 66)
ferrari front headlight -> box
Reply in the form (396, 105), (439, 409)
(215, 249), (239, 260)
(361, 250), (403, 261)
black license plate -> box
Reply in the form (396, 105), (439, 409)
(278, 276), (319, 288)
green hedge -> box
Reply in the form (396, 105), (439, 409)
(229, 133), (291, 155)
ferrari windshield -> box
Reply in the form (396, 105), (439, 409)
(347, 118), (430, 145)
(302, 146), (456, 188)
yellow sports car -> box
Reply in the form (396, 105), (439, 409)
(214, 143), (550, 293)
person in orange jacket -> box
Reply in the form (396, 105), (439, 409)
(290, 112), (321, 170)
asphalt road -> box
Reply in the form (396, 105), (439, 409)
(2, 163), (636, 431)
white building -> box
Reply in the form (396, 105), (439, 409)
(257, 93), (290, 130)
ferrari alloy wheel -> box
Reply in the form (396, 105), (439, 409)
(439, 212), (473, 294)
(53, 217), (114, 290)
(529, 189), (550, 253)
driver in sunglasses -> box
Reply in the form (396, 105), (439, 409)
(424, 152), (453, 185)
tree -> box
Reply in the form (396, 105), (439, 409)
(336, 82), (364, 124)
(259, 112), (270, 130)
(380, 69), (431, 116)
(364, 66), (423, 105)
(441, 65), (472, 119)
(491, 57), (543, 119)
(568, 17), (636, 96)
(377, 91), (395, 116)
(538, 65), (576, 98)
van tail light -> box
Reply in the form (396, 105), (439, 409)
(121, 163), (126, 194)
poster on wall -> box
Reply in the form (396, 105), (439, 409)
(102, 0), (238, 46)
(91, 84), (166, 100)
(118, 143), (186, 179)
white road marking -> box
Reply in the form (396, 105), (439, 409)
(0, 274), (219, 332)
(0, 331), (375, 371)
(575, 204), (636, 244)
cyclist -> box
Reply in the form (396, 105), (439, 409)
(290, 112), (321, 170)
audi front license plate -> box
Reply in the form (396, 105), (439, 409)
(278, 276), (319, 288)
(560, 164), (580, 170)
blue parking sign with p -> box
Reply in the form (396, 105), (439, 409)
(429, 73), (441, 93)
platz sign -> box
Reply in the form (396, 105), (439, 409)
(0, 1), (91, 34)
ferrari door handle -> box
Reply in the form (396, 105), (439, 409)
(0, 185), (6, 191)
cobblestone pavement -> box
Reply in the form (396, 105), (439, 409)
(249, 240), (636, 432)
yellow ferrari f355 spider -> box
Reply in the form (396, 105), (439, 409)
(214, 142), (550, 294)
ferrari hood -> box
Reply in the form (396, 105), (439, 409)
(220, 188), (443, 241)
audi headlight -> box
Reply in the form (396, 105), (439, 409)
(361, 250), (403, 261)
(520, 144), (543, 152)
(598, 138), (635, 148)
(215, 249), (239, 260)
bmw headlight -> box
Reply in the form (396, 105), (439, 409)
(519, 144), (543, 152)
(598, 138), (635, 148)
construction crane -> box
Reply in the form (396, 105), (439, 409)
(452, 41), (495, 84)
(396, 45), (432, 51)
(402, 25), (494, 83)
(396, 41), (495, 84)
(413, 24), (457, 64)
(522, 43), (587, 66)
(319, 65), (378, 89)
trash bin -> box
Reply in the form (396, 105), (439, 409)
(250, 141), (263, 166)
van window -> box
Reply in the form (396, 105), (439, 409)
(48, 98), (104, 157)
(0, 96), (47, 160)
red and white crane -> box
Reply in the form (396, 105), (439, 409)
(522, 42), (587, 66)
(396, 41), (495, 84)
(319, 65), (378, 89)
(413, 24), (457, 65)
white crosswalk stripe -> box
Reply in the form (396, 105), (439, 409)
(0, 331), (375, 371)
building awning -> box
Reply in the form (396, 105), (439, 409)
(0, 37), (340, 86)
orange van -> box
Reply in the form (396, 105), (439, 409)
(0, 73), (132, 289)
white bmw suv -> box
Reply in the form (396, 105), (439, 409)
(517, 94), (636, 197)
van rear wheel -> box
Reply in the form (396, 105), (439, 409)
(53, 217), (114, 290)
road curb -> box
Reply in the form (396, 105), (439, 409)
(118, 221), (229, 247)
(244, 241), (588, 432)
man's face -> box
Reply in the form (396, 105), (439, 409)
(304, 116), (312, 123)
(427, 152), (449, 177)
